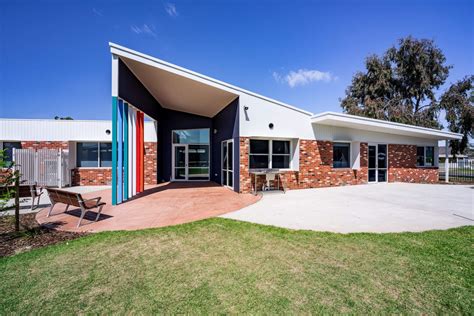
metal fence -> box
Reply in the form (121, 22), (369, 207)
(439, 159), (474, 183)
(12, 148), (70, 187)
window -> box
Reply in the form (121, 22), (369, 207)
(77, 142), (112, 167)
(249, 139), (291, 169)
(333, 143), (350, 168)
(0, 142), (21, 163)
(172, 129), (209, 144)
(417, 146), (435, 167)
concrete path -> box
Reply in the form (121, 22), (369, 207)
(222, 183), (474, 233)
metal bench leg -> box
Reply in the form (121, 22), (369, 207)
(47, 203), (56, 217)
(65, 204), (70, 212)
(31, 198), (35, 211)
(77, 207), (87, 228)
(95, 205), (104, 222)
(36, 195), (41, 209)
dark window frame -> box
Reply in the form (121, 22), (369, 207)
(416, 146), (435, 167)
(76, 142), (112, 168)
(333, 142), (351, 169)
(249, 139), (291, 169)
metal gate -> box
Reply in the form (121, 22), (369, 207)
(12, 149), (71, 187)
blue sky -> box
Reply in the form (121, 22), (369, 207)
(0, 0), (472, 121)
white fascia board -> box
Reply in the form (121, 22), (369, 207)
(109, 42), (313, 117)
(311, 112), (463, 140)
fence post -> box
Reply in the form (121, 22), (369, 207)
(58, 149), (62, 188)
(445, 139), (449, 183)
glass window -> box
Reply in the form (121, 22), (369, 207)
(416, 147), (425, 166)
(250, 140), (269, 154)
(425, 146), (434, 167)
(77, 142), (112, 167)
(172, 129), (209, 144)
(99, 143), (112, 167)
(2, 142), (21, 163)
(333, 143), (350, 168)
(250, 155), (269, 169)
(272, 140), (290, 168)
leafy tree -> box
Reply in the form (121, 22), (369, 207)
(439, 76), (474, 156)
(341, 36), (451, 129)
(54, 116), (73, 120)
(0, 149), (22, 231)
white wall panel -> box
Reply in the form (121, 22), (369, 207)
(239, 94), (314, 139)
(0, 119), (157, 142)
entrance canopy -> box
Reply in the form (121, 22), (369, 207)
(110, 43), (238, 117)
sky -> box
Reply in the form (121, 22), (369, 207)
(0, 0), (473, 121)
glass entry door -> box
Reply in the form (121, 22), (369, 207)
(173, 144), (187, 180)
(222, 140), (233, 189)
(368, 144), (387, 183)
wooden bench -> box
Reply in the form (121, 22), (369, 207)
(46, 188), (106, 228)
(0, 184), (44, 211)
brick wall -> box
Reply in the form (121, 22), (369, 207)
(239, 137), (368, 194)
(15, 140), (158, 186)
(21, 141), (69, 150)
(388, 144), (438, 183)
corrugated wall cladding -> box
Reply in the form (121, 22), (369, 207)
(313, 124), (438, 146)
(0, 119), (157, 142)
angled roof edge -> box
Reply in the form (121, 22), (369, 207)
(311, 112), (463, 140)
(109, 42), (314, 117)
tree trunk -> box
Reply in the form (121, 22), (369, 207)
(15, 175), (20, 232)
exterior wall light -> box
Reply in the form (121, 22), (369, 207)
(269, 123), (274, 129)
(106, 129), (111, 135)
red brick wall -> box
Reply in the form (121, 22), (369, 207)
(388, 144), (438, 183)
(239, 138), (368, 193)
(15, 140), (158, 186)
(21, 141), (69, 150)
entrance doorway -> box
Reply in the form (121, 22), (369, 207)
(171, 129), (210, 181)
(222, 139), (234, 189)
(368, 144), (388, 183)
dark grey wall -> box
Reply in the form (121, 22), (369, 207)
(118, 59), (161, 120)
(157, 109), (212, 182)
(118, 58), (240, 191)
(211, 98), (240, 192)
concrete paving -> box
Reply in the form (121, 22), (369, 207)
(222, 183), (474, 233)
(1, 186), (110, 216)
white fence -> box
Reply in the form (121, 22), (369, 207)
(12, 149), (71, 187)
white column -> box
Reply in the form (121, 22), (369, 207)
(128, 106), (133, 197)
(445, 139), (449, 183)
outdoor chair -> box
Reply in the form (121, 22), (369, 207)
(46, 188), (106, 227)
(0, 183), (44, 211)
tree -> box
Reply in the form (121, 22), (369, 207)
(341, 36), (451, 129)
(439, 76), (474, 156)
(0, 149), (22, 231)
(54, 116), (73, 120)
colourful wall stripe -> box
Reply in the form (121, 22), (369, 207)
(117, 99), (124, 203)
(132, 108), (137, 196)
(128, 106), (133, 198)
(123, 103), (129, 201)
(111, 97), (118, 205)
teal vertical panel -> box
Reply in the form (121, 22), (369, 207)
(117, 99), (123, 203)
(112, 97), (118, 205)
(123, 104), (129, 200)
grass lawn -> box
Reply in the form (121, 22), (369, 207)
(1, 218), (472, 314)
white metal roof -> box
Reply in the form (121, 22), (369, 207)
(311, 112), (462, 140)
(109, 42), (313, 117)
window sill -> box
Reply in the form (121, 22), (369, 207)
(75, 167), (113, 170)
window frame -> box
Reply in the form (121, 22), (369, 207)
(332, 141), (352, 169)
(0, 141), (22, 164)
(416, 146), (435, 167)
(249, 138), (292, 170)
(76, 141), (112, 168)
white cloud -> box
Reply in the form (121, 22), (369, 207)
(130, 24), (157, 38)
(165, 3), (178, 17)
(92, 8), (103, 16)
(273, 69), (336, 87)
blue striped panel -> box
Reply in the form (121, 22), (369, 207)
(117, 99), (124, 204)
(111, 97), (118, 205)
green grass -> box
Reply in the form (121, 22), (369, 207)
(1, 219), (473, 314)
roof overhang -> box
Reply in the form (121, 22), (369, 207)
(109, 42), (313, 117)
(311, 112), (463, 140)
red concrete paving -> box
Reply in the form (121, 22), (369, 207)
(36, 182), (261, 232)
